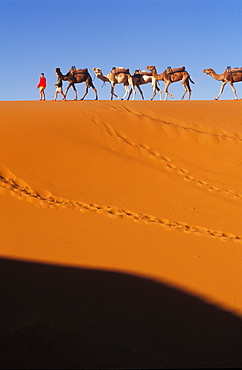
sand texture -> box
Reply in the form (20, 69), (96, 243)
(0, 100), (242, 368)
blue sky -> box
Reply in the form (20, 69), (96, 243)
(1, 0), (242, 101)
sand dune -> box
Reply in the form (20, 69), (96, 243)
(0, 100), (242, 368)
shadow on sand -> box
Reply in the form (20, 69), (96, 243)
(0, 257), (241, 369)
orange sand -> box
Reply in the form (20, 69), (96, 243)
(0, 100), (242, 368)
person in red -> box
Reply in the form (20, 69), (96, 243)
(36, 73), (47, 100)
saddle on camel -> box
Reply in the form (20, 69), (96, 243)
(226, 66), (242, 74)
(111, 67), (130, 75)
(165, 66), (186, 82)
(134, 69), (153, 77)
(166, 66), (186, 75)
(70, 66), (88, 75)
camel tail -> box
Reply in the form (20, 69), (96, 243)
(189, 76), (195, 84)
(87, 74), (95, 88)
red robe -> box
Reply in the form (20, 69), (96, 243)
(37, 77), (46, 88)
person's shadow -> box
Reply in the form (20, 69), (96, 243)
(0, 257), (241, 369)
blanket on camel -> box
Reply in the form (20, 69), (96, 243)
(134, 70), (153, 77)
(166, 66), (186, 74)
(111, 67), (130, 75)
(71, 68), (88, 75)
(226, 67), (242, 74)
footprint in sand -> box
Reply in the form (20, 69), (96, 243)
(208, 186), (220, 193)
(166, 163), (177, 171)
(161, 156), (171, 163)
(184, 175), (195, 182)
(197, 180), (208, 187)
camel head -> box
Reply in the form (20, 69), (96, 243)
(146, 65), (155, 72)
(92, 68), (102, 77)
(55, 68), (64, 79)
(55, 68), (62, 77)
(55, 67), (75, 81)
(203, 68), (214, 75)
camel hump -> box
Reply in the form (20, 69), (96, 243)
(111, 67), (130, 75)
(226, 66), (242, 74)
(166, 66), (186, 74)
(73, 68), (88, 74)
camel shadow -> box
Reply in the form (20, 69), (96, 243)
(0, 257), (241, 369)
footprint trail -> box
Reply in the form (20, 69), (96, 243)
(94, 119), (242, 202)
(0, 164), (241, 244)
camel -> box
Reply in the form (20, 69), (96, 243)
(203, 67), (242, 100)
(146, 65), (194, 100)
(127, 70), (162, 100)
(92, 67), (136, 100)
(55, 67), (98, 100)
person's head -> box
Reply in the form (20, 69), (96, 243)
(40, 73), (44, 77)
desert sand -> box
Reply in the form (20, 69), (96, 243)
(0, 100), (241, 368)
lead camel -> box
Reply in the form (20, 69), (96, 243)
(55, 67), (98, 100)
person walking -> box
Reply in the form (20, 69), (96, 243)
(53, 74), (66, 101)
(36, 73), (47, 100)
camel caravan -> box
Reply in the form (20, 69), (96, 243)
(55, 65), (242, 101)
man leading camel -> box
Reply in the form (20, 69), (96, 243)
(53, 72), (66, 101)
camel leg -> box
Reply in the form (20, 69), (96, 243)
(129, 83), (137, 101)
(158, 87), (162, 100)
(80, 83), (89, 100)
(80, 90), (88, 100)
(164, 81), (174, 100)
(188, 84), (192, 100)
(65, 83), (76, 100)
(215, 81), (226, 100)
(181, 86), (188, 100)
(156, 82), (162, 101)
(151, 82), (162, 101)
(110, 84), (120, 100)
(131, 86), (136, 100)
(230, 82), (238, 99)
(88, 81), (98, 100)
(67, 83), (77, 100)
(132, 84), (143, 100)
(151, 88), (156, 100)
(93, 87), (98, 100)
(121, 85), (131, 100)
(127, 87), (138, 100)
(136, 85), (144, 100)
(127, 89), (133, 100)
(126, 77), (136, 100)
(181, 80), (192, 100)
(188, 89), (192, 100)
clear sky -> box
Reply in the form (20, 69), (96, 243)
(1, 0), (242, 101)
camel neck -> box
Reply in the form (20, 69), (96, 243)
(99, 74), (111, 82)
(210, 71), (224, 81)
